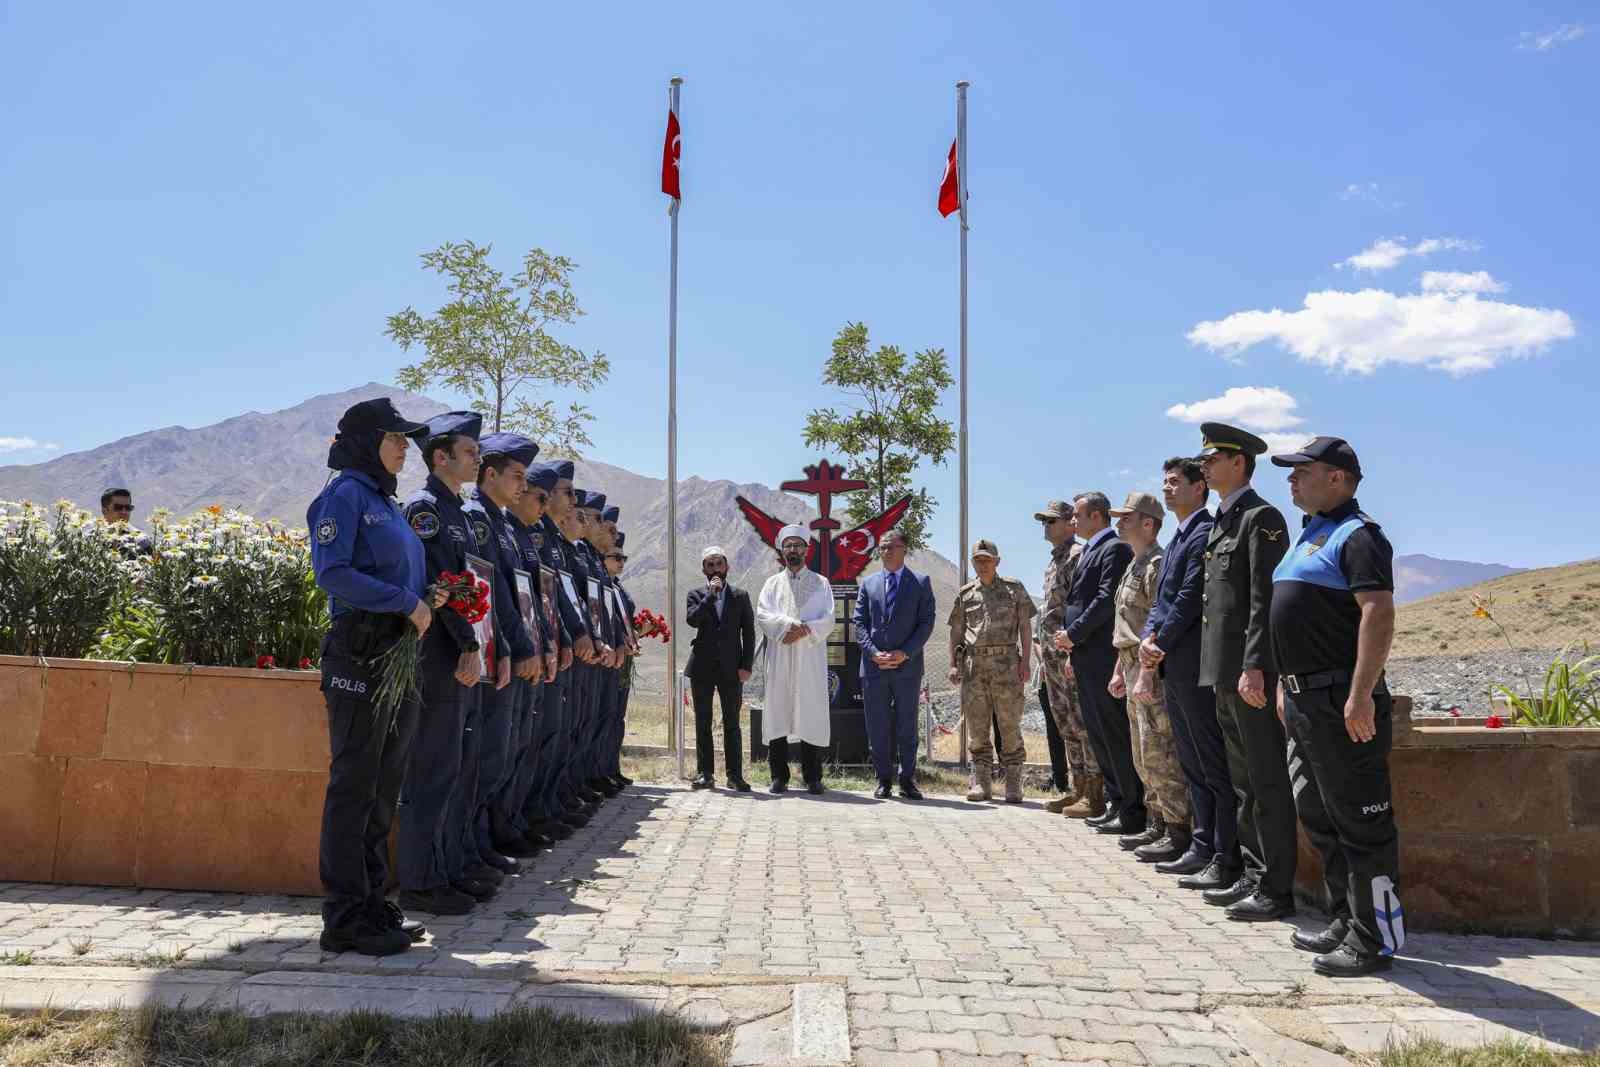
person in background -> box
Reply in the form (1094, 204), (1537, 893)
(686, 545), (757, 791)
(855, 530), (935, 800)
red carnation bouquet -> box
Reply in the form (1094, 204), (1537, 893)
(632, 608), (671, 644)
(372, 571), (491, 712)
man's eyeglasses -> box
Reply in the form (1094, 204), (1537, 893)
(606, 553), (627, 562)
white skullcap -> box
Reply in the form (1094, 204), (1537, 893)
(777, 525), (809, 546)
(702, 545), (727, 562)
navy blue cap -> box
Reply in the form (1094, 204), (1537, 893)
(417, 411), (482, 446)
(602, 505), (619, 524)
(478, 433), (540, 465)
(549, 459), (575, 481)
(338, 397), (427, 438)
(1271, 435), (1362, 478)
(525, 462), (559, 492)
(614, 532), (626, 549)
(574, 490), (606, 512)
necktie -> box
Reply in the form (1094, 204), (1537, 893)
(886, 571), (898, 620)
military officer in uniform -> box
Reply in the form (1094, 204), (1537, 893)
(602, 528), (638, 790)
(1270, 436), (1403, 977)
(1107, 491), (1192, 863)
(947, 540), (1036, 803)
(398, 412), (489, 917)
(1034, 500), (1101, 818)
(1196, 422), (1297, 922)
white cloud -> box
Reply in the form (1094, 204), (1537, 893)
(0, 437), (60, 453)
(1517, 24), (1589, 51)
(1336, 236), (1476, 272)
(1340, 182), (1403, 210)
(1188, 288), (1575, 376)
(1420, 270), (1506, 294)
(1165, 386), (1304, 431)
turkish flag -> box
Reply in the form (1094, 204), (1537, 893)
(937, 139), (959, 217)
(661, 109), (681, 199)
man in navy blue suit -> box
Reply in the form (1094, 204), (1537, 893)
(1140, 457), (1237, 886)
(855, 530), (936, 799)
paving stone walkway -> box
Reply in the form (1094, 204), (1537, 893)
(3, 783), (1598, 1065)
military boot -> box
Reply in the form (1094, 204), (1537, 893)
(965, 762), (993, 802)
(1003, 765), (1024, 804)
(1060, 773), (1104, 819)
(1044, 780), (1081, 814)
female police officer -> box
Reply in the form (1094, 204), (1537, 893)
(307, 397), (441, 956)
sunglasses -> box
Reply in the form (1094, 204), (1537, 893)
(1041, 517), (1062, 526)
(606, 553), (627, 562)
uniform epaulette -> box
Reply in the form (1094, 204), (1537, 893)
(406, 488), (437, 505)
(1355, 511), (1381, 529)
(959, 579), (980, 594)
(461, 498), (486, 513)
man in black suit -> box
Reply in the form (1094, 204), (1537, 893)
(1140, 457), (1236, 884)
(686, 545), (757, 791)
(1055, 491), (1144, 835)
(1195, 422), (1296, 922)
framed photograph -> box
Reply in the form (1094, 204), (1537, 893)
(513, 568), (540, 658)
(465, 553), (496, 683)
(586, 577), (606, 640)
(538, 565), (560, 636)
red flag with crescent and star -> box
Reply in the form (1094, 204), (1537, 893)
(661, 108), (682, 200)
(937, 138), (959, 217)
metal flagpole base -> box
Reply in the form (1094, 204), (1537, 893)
(675, 671), (687, 780)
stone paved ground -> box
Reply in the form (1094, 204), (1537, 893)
(3, 783), (1599, 1065)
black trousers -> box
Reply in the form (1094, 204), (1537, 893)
(768, 737), (822, 785)
(1074, 653), (1145, 823)
(1162, 668), (1235, 864)
(1286, 680), (1403, 957)
(691, 668), (744, 779)
(396, 645), (466, 892)
(1038, 682), (1070, 793)
(1214, 684), (1298, 898)
(319, 688), (419, 930)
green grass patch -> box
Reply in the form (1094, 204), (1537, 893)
(0, 1004), (728, 1066)
(1379, 1036), (1600, 1067)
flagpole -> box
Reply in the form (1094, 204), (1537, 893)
(666, 75), (683, 771)
(956, 79), (970, 770)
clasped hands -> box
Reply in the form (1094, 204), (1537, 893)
(872, 650), (909, 670)
(780, 622), (812, 646)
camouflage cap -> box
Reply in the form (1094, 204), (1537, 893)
(1033, 500), (1073, 521)
(1108, 491), (1165, 522)
(970, 539), (999, 559)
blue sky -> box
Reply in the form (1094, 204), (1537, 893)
(3, 2), (1595, 586)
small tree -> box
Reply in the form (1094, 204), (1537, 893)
(802, 322), (955, 552)
(389, 241), (611, 452)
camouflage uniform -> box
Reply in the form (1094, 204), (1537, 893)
(1039, 539), (1097, 778)
(949, 575), (1036, 768)
(1112, 542), (1191, 826)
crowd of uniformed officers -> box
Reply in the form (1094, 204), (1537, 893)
(1015, 420), (1404, 979)
(307, 397), (640, 957)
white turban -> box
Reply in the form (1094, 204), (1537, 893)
(777, 525), (809, 547)
(702, 545), (727, 562)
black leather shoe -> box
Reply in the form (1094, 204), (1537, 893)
(1293, 919), (1350, 954)
(320, 920), (410, 957)
(1085, 808), (1118, 827)
(461, 862), (504, 884)
(591, 776), (621, 797)
(691, 774), (714, 790)
(380, 900), (428, 942)
(451, 878), (498, 902)
(495, 836), (542, 859)
(398, 887), (474, 917)
(899, 779), (924, 800)
(1202, 873), (1257, 906)
(1313, 944), (1393, 977)
(1135, 834), (1189, 864)
(536, 819), (574, 840)
(481, 851), (520, 875)
(1119, 824), (1164, 850)
(1180, 860), (1241, 891)
(1226, 891), (1297, 922)
(614, 773), (634, 787)
(577, 786), (603, 803)
(769, 779), (789, 794)
(806, 781), (826, 795)
(1092, 814), (1126, 834)
(1155, 848), (1213, 876)
(523, 831), (556, 849)
(730, 778), (752, 793)
(557, 811), (588, 829)
(874, 781), (893, 799)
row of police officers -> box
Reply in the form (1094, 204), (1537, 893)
(1007, 420), (1403, 979)
(307, 398), (639, 957)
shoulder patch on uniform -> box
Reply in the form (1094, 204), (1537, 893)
(410, 511), (440, 539)
(471, 519), (491, 547)
(1261, 528), (1284, 542)
(315, 517), (338, 545)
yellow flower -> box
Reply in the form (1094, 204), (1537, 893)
(1472, 606), (1490, 619)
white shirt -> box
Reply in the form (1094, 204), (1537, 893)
(1085, 526), (1118, 552)
(1173, 508), (1203, 539)
(1215, 486), (1249, 518)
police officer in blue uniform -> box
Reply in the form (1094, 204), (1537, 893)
(603, 527), (638, 789)
(1270, 436), (1403, 977)
(307, 397), (433, 956)
(463, 434), (544, 870)
(574, 489), (624, 798)
(500, 464), (562, 853)
(395, 412), (486, 918)
(531, 461), (599, 833)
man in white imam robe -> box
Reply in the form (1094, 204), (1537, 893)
(757, 525), (836, 792)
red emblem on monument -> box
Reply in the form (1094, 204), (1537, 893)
(735, 459), (911, 582)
